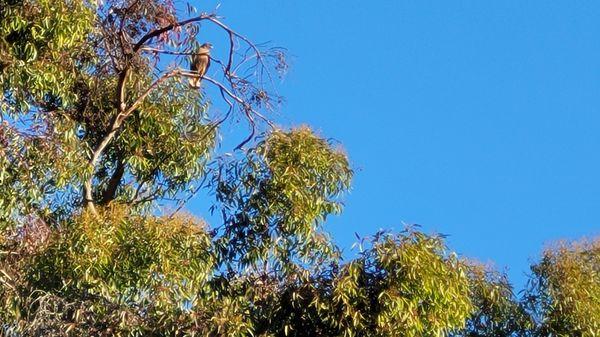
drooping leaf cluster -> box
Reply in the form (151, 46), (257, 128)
(213, 127), (352, 274)
(321, 231), (473, 337)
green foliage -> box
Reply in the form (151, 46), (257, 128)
(0, 1), (597, 336)
(1, 208), (213, 335)
(243, 231), (473, 337)
(453, 263), (533, 337)
(261, 127), (352, 224)
(31, 207), (214, 298)
(1, 0), (218, 221)
(109, 78), (216, 204)
(214, 127), (352, 273)
(332, 231), (473, 337)
(0, 0), (95, 111)
(527, 238), (600, 337)
(0, 116), (86, 228)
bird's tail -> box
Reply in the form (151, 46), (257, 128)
(188, 77), (201, 89)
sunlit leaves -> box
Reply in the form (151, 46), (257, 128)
(0, 0), (95, 110)
(1, 0), (218, 219)
(0, 1), (597, 336)
(247, 231), (474, 337)
(214, 127), (352, 273)
(331, 231), (474, 337)
(260, 126), (352, 228)
(24, 207), (217, 335)
(0, 116), (86, 229)
(453, 263), (533, 336)
(114, 77), (215, 203)
(527, 238), (600, 337)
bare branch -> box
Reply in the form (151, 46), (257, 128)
(83, 11), (284, 213)
(203, 16), (273, 82)
(141, 47), (197, 56)
(133, 13), (214, 52)
(183, 73), (275, 131)
(135, 14), (275, 86)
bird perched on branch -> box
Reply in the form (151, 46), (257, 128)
(188, 42), (212, 89)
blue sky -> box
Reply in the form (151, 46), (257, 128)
(187, 1), (600, 288)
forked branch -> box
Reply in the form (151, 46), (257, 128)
(83, 12), (284, 214)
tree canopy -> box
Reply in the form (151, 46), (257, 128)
(0, 0), (598, 336)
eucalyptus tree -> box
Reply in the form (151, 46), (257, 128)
(0, 1), (597, 336)
(525, 238), (600, 337)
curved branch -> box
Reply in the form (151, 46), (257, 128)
(83, 11), (281, 213)
(83, 69), (181, 213)
(203, 16), (272, 80)
(133, 14), (214, 52)
(136, 14), (274, 85)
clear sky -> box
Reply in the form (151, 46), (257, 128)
(187, 1), (600, 288)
